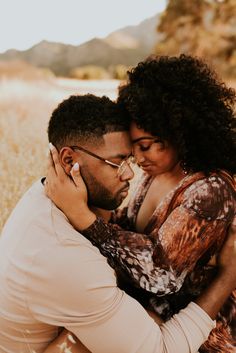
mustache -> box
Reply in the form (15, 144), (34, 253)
(120, 183), (130, 192)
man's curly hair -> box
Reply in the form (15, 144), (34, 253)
(118, 54), (236, 174)
(48, 94), (129, 150)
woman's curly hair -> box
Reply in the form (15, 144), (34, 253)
(118, 54), (236, 174)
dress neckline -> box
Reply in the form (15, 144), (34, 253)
(134, 172), (193, 234)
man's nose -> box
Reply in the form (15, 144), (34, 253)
(120, 164), (134, 181)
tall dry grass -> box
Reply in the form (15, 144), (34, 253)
(0, 78), (119, 231)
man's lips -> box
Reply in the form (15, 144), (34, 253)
(120, 185), (130, 194)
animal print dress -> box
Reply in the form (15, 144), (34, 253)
(83, 170), (236, 352)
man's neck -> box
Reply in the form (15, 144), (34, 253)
(89, 206), (112, 222)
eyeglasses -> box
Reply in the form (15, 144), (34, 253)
(69, 145), (136, 177)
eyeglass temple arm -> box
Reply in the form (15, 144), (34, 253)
(70, 145), (105, 161)
(70, 145), (120, 167)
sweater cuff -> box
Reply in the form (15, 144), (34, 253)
(171, 302), (216, 352)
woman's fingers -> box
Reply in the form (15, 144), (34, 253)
(49, 143), (65, 181)
(45, 144), (58, 194)
(70, 162), (88, 204)
(44, 144), (90, 223)
(47, 143), (55, 170)
(217, 223), (236, 272)
(70, 162), (81, 187)
(46, 144), (56, 177)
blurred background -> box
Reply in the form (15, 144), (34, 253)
(1, 0), (236, 230)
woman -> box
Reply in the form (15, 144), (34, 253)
(46, 55), (236, 352)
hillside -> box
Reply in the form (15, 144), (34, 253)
(156, 0), (236, 78)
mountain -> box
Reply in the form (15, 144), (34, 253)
(0, 14), (161, 76)
(104, 14), (161, 50)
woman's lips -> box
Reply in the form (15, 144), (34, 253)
(140, 164), (153, 170)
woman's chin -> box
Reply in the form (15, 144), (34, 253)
(140, 165), (157, 175)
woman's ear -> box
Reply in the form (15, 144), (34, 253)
(59, 147), (78, 175)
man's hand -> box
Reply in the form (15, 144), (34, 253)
(45, 144), (96, 230)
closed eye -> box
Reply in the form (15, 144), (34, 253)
(140, 145), (151, 151)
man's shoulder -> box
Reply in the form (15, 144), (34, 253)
(1, 178), (99, 260)
(1, 179), (52, 239)
(6, 179), (50, 219)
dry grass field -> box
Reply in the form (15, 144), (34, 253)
(0, 78), (120, 231)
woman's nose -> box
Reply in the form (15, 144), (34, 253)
(134, 150), (145, 164)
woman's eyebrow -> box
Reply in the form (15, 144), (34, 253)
(132, 137), (155, 143)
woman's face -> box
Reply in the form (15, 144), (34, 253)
(130, 121), (180, 176)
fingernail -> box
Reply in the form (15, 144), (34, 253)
(73, 162), (79, 171)
(49, 142), (54, 151)
(68, 334), (76, 344)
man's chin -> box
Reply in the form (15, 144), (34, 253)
(104, 199), (123, 211)
(89, 198), (122, 211)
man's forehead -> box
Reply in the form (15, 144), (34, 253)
(103, 131), (131, 145)
(102, 131), (132, 156)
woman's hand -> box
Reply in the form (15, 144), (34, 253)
(45, 144), (96, 231)
(195, 220), (236, 320)
(44, 329), (91, 353)
(217, 220), (236, 285)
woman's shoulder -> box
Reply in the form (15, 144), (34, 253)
(182, 171), (236, 220)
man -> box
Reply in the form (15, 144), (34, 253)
(0, 94), (235, 353)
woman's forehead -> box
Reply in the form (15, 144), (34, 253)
(130, 122), (155, 142)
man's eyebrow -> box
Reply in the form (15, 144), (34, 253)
(132, 137), (155, 143)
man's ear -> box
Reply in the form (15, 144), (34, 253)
(60, 147), (78, 175)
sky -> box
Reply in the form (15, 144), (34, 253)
(0, 0), (167, 53)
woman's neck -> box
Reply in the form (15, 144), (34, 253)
(152, 162), (186, 188)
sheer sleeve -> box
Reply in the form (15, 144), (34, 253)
(83, 175), (236, 296)
(110, 206), (132, 230)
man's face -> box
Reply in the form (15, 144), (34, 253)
(78, 131), (134, 210)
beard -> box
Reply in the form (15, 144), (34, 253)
(80, 166), (124, 210)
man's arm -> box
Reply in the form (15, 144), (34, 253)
(44, 267), (234, 353)
(38, 223), (236, 353)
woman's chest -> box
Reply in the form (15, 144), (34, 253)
(135, 180), (176, 233)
